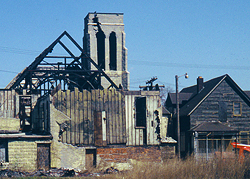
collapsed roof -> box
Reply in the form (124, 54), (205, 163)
(6, 31), (119, 94)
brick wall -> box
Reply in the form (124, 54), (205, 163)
(97, 146), (163, 163)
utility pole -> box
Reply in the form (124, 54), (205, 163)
(175, 73), (188, 159)
(175, 75), (180, 159)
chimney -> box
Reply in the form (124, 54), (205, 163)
(197, 76), (203, 93)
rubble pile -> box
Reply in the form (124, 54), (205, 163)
(0, 167), (120, 177)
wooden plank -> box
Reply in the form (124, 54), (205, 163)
(139, 129), (143, 145)
(104, 89), (110, 144)
(121, 92), (126, 144)
(57, 89), (62, 112)
(83, 90), (89, 145)
(125, 95), (129, 145)
(114, 91), (119, 143)
(147, 95), (152, 145)
(102, 111), (107, 145)
(66, 90), (71, 144)
(111, 89), (116, 144)
(96, 89), (100, 112)
(135, 129), (139, 145)
(88, 90), (93, 145)
(128, 95), (133, 146)
(99, 89), (104, 112)
(117, 91), (121, 143)
(75, 88), (79, 145)
(132, 96), (136, 146)
(16, 91), (19, 119)
(79, 91), (84, 144)
(4, 91), (7, 118)
(0, 91), (3, 117)
(6, 91), (10, 117)
(154, 96), (161, 145)
(71, 90), (76, 145)
(108, 90), (113, 144)
(66, 90), (71, 117)
(13, 90), (16, 117)
(118, 91), (123, 143)
(94, 111), (103, 146)
(61, 91), (66, 115)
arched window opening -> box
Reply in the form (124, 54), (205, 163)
(96, 30), (105, 70)
(109, 32), (117, 70)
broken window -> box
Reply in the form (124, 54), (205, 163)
(19, 96), (32, 132)
(0, 140), (8, 162)
(135, 97), (146, 127)
(109, 32), (117, 70)
(233, 102), (242, 116)
(96, 30), (105, 70)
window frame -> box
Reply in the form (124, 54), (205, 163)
(135, 96), (147, 128)
(233, 102), (242, 116)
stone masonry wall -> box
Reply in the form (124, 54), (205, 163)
(50, 103), (85, 171)
(8, 140), (37, 172)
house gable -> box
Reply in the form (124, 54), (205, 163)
(189, 80), (250, 131)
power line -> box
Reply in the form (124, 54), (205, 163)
(0, 69), (19, 74)
(0, 46), (40, 56)
(0, 46), (67, 56)
(129, 60), (250, 70)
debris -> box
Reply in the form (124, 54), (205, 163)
(104, 167), (119, 174)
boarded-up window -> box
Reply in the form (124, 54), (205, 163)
(219, 101), (227, 122)
(94, 111), (103, 146)
(0, 141), (8, 162)
(233, 102), (242, 116)
(135, 97), (146, 127)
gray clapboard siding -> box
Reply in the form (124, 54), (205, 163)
(190, 80), (250, 131)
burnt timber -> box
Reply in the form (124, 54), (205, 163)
(5, 31), (119, 95)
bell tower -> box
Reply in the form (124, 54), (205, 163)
(83, 12), (129, 90)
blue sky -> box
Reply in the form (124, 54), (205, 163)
(0, 0), (250, 91)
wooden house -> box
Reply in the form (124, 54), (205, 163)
(165, 74), (250, 158)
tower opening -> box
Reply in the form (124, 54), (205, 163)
(109, 32), (117, 70)
(94, 15), (106, 70)
(96, 30), (105, 70)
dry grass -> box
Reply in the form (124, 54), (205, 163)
(101, 156), (250, 179)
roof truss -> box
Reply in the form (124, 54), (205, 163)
(6, 31), (118, 94)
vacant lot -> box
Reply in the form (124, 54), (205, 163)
(1, 156), (250, 178)
(102, 156), (250, 179)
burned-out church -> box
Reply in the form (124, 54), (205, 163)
(0, 12), (174, 172)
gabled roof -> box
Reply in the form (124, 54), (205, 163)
(244, 91), (250, 98)
(179, 74), (250, 117)
(167, 93), (193, 105)
(190, 121), (238, 133)
(162, 106), (171, 115)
